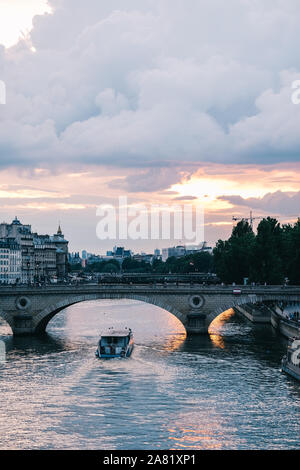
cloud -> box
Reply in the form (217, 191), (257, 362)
(173, 196), (198, 201)
(219, 190), (300, 216)
(0, 184), (68, 199)
(0, 0), (300, 179)
(109, 168), (190, 192)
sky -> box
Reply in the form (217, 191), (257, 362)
(0, 0), (299, 253)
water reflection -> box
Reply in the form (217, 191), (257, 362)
(208, 310), (235, 350)
(209, 308), (236, 332)
(0, 299), (299, 450)
(159, 333), (187, 352)
(209, 334), (225, 350)
(2, 333), (73, 356)
(167, 417), (226, 450)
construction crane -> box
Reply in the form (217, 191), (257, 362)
(232, 211), (263, 228)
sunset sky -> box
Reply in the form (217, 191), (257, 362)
(0, 0), (299, 253)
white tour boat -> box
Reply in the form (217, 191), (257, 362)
(281, 338), (300, 382)
(95, 327), (134, 359)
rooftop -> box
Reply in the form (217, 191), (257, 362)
(100, 328), (132, 337)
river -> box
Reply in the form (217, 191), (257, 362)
(0, 300), (299, 450)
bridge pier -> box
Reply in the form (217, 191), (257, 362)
(185, 312), (209, 335)
(12, 314), (35, 336)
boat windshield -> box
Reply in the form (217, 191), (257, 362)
(101, 336), (127, 346)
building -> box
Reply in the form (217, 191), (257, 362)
(0, 218), (69, 282)
(162, 245), (186, 262)
(132, 253), (151, 263)
(162, 243), (212, 262)
(109, 247), (132, 263)
(185, 242), (213, 255)
(85, 254), (103, 264)
(33, 235), (57, 281)
(0, 217), (34, 282)
(0, 239), (22, 284)
(50, 225), (69, 278)
(68, 252), (82, 265)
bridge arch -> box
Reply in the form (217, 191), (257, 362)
(204, 293), (300, 330)
(33, 293), (189, 335)
(205, 294), (260, 327)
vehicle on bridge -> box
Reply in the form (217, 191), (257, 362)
(281, 338), (300, 382)
(233, 288), (242, 295)
(95, 327), (134, 359)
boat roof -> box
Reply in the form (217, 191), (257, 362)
(101, 328), (132, 337)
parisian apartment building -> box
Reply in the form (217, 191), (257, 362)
(0, 217), (69, 284)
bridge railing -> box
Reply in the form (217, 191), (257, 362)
(0, 283), (299, 293)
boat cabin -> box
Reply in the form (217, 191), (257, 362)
(97, 328), (133, 358)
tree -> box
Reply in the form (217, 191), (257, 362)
(101, 262), (120, 273)
(285, 219), (300, 285)
(86, 259), (120, 273)
(122, 257), (152, 273)
(213, 220), (255, 284)
(251, 217), (284, 284)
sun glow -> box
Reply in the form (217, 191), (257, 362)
(172, 176), (268, 203)
(171, 165), (300, 207)
(0, 0), (51, 48)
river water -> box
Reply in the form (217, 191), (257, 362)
(0, 300), (299, 450)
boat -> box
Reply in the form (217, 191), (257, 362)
(281, 338), (300, 382)
(95, 327), (134, 359)
(271, 310), (300, 340)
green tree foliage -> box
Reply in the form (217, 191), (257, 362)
(251, 217), (283, 284)
(214, 217), (300, 285)
(284, 219), (300, 285)
(122, 257), (152, 273)
(84, 252), (214, 275)
(213, 220), (255, 284)
(68, 263), (83, 273)
(85, 259), (120, 273)
(152, 252), (213, 274)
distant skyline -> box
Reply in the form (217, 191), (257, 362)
(0, 1), (299, 253)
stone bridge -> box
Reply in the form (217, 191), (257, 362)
(0, 284), (299, 336)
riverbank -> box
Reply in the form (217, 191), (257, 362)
(271, 311), (300, 340)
